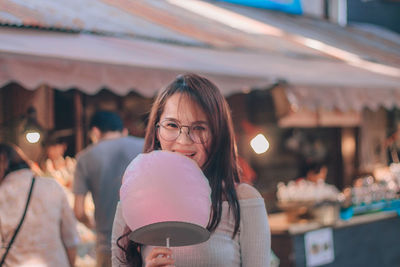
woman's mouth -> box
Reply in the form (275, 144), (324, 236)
(174, 150), (196, 158)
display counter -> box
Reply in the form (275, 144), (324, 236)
(270, 211), (400, 267)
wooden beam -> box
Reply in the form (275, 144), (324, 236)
(74, 91), (84, 153)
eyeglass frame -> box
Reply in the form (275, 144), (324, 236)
(156, 119), (210, 144)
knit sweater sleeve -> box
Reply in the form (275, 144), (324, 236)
(239, 198), (271, 267)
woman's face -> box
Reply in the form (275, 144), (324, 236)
(157, 93), (211, 168)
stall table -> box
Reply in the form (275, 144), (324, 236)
(270, 211), (400, 267)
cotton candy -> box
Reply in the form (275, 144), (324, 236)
(120, 151), (211, 238)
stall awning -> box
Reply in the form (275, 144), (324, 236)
(271, 84), (400, 127)
(1, 27), (399, 99)
(284, 86), (400, 112)
(0, 0), (399, 107)
(0, 28), (272, 97)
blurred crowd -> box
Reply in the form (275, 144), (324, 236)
(0, 110), (144, 267)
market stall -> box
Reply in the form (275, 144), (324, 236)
(270, 211), (400, 267)
(270, 162), (400, 267)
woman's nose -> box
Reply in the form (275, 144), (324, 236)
(176, 127), (193, 144)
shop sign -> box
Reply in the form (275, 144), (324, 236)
(304, 227), (334, 266)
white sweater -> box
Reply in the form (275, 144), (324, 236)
(112, 198), (270, 267)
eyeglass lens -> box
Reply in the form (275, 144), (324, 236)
(158, 120), (209, 144)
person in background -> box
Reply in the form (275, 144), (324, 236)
(0, 143), (79, 267)
(112, 73), (271, 267)
(297, 160), (339, 197)
(42, 134), (76, 188)
(73, 111), (144, 267)
(300, 161), (328, 184)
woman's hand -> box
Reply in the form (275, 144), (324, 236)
(145, 247), (175, 267)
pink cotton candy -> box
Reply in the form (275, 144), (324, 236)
(120, 150), (211, 234)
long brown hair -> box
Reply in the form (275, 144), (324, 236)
(118, 73), (241, 266)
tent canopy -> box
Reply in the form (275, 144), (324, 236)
(0, 0), (399, 110)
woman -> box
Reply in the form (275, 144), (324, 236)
(42, 135), (76, 188)
(0, 143), (79, 266)
(112, 74), (270, 266)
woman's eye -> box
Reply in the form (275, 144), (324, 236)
(166, 122), (179, 129)
(192, 125), (206, 131)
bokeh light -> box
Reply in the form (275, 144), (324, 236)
(250, 134), (269, 154)
(26, 132), (41, 144)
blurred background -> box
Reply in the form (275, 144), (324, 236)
(1, 1), (400, 266)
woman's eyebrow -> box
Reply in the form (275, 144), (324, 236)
(162, 117), (178, 121)
(163, 117), (208, 124)
(193, 121), (208, 125)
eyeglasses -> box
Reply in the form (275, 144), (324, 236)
(157, 119), (210, 144)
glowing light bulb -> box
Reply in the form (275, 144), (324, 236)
(26, 132), (41, 143)
(250, 134), (269, 154)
